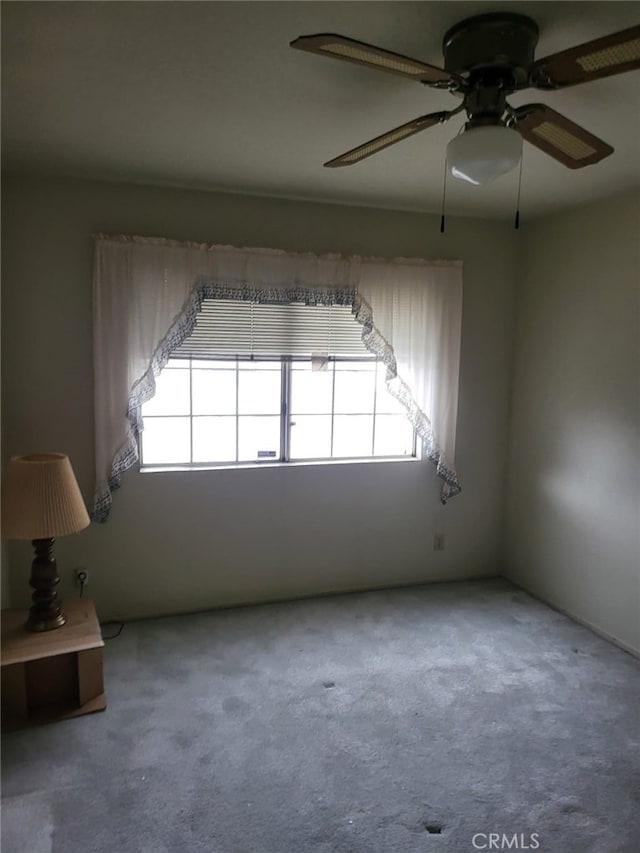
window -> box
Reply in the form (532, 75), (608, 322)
(92, 236), (462, 520)
(140, 356), (416, 467)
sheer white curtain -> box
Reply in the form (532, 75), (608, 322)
(356, 257), (463, 497)
(92, 235), (462, 521)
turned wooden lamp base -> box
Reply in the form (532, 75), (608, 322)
(26, 538), (67, 633)
(27, 612), (66, 633)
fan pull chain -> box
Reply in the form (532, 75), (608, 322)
(514, 152), (524, 230)
(440, 157), (448, 233)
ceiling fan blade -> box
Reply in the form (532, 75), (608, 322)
(514, 104), (613, 168)
(324, 112), (449, 167)
(290, 33), (455, 85)
(531, 24), (640, 88)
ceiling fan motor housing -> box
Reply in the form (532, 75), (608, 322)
(442, 13), (539, 87)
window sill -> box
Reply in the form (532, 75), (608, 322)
(140, 456), (420, 475)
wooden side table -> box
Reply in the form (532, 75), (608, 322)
(1, 598), (106, 730)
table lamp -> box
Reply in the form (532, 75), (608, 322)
(2, 453), (90, 632)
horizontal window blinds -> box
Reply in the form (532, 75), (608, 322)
(172, 299), (369, 358)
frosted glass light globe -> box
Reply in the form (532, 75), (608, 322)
(447, 125), (523, 185)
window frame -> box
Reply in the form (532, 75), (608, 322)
(139, 355), (418, 469)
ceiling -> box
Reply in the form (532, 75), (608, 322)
(2, 1), (639, 219)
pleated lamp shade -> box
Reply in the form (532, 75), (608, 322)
(2, 453), (90, 540)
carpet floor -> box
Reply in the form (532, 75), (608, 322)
(2, 578), (639, 853)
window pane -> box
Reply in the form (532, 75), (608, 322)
(375, 372), (406, 415)
(192, 369), (237, 415)
(142, 368), (190, 416)
(290, 366), (333, 414)
(374, 415), (414, 457)
(141, 417), (191, 464)
(290, 415), (332, 459)
(238, 368), (281, 415)
(191, 358), (237, 370)
(238, 360), (281, 370)
(192, 416), (236, 463)
(334, 360), (376, 371)
(238, 416), (281, 461)
(139, 357), (415, 468)
(332, 415), (374, 457)
(334, 370), (375, 414)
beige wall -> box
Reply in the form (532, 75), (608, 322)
(505, 192), (640, 654)
(1, 175), (518, 620)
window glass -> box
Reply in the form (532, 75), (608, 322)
(238, 368), (281, 415)
(238, 415), (281, 461)
(191, 359), (236, 370)
(192, 416), (236, 463)
(290, 366), (333, 415)
(290, 415), (332, 459)
(374, 415), (414, 457)
(140, 357), (415, 467)
(142, 368), (190, 416)
(142, 417), (191, 464)
(334, 361), (376, 372)
(238, 361), (281, 370)
(192, 369), (236, 415)
(333, 415), (374, 457)
(334, 369), (375, 414)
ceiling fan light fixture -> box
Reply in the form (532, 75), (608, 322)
(447, 125), (523, 185)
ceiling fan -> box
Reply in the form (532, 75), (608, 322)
(291, 14), (640, 185)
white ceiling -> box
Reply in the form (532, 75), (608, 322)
(2, 1), (639, 219)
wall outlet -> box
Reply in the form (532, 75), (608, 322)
(75, 568), (89, 586)
(433, 533), (445, 552)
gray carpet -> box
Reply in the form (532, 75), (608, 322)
(2, 578), (639, 853)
